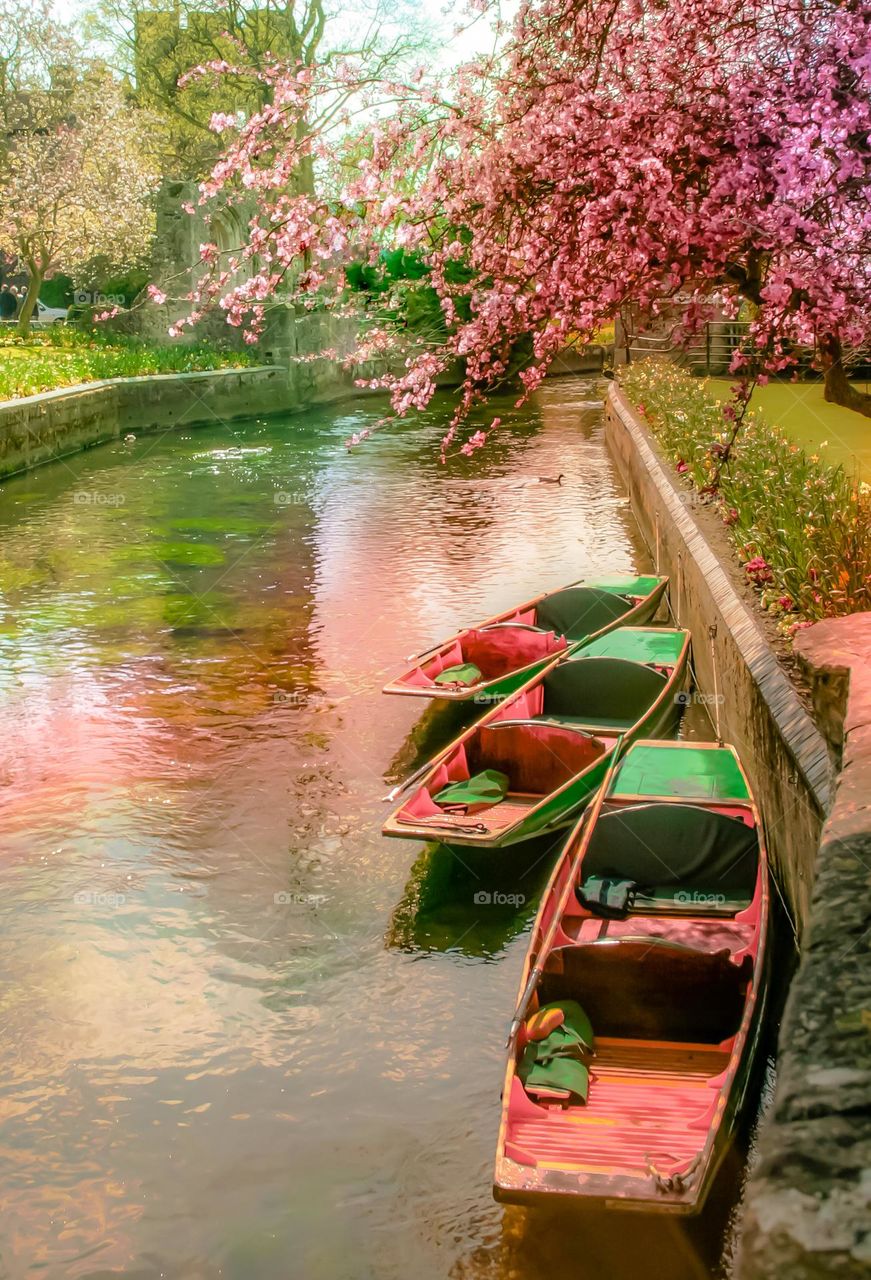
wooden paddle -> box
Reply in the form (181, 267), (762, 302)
(505, 733), (626, 1048)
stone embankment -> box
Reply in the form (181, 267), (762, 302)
(739, 615), (871, 1280)
(0, 322), (366, 481)
(0, 368), (280, 479)
(605, 383), (831, 922)
(0, 331), (605, 481)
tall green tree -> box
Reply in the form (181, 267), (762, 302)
(86, 0), (433, 179)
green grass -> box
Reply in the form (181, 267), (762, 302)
(0, 328), (257, 402)
(707, 377), (871, 480)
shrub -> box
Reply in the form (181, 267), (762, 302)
(620, 362), (871, 628)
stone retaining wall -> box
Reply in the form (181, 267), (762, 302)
(0, 338), (605, 482)
(738, 615), (871, 1280)
(605, 383), (831, 925)
(0, 360), (357, 481)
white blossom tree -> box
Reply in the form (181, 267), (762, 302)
(0, 68), (157, 335)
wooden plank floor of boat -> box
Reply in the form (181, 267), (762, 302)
(431, 792), (541, 833)
(510, 1038), (729, 1177)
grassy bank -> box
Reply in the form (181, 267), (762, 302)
(620, 363), (871, 630)
(707, 377), (871, 480)
(0, 329), (257, 402)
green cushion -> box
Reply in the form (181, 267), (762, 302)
(519, 1049), (590, 1104)
(578, 875), (637, 917)
(434, 768), (509, 810)
(518, 999), (595, 1105)
(537, 999), (595, 1054)
(434, 662), (482, 687)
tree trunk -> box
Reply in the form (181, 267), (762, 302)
(293, 113), (316, 198)
(819, 332), (871, 418)
(15, 268), (44, 338)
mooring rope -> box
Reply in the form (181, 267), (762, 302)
(708, 622), (723, 745)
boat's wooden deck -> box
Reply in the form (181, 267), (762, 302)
(509, 1038), (728, 1178)
(430, 792), (541, 834)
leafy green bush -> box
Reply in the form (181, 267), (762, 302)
(345, 247), (472, 340)
(97, 267), (151, 306)
(620, 362), (871, 628)
(39, 275), (74, 308)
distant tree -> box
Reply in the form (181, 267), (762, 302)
(86, 0), (433, 179)
(0, 71), (156, 334)
(0, 0), (78, 132)
(0, 0), (68, 78)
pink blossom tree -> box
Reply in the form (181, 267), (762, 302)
(184, 0), (871, 447)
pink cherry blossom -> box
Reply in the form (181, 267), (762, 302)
(178, 0), (871, 443)
(459, 430), (488, 456)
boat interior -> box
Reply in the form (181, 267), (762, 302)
(395, 658), (674, 836)
(399, 586), (642, 690)
(410, 624), (568, 689)
(538, 939), (753, 1043)
(502, 799), (763, 1192)
(535, 655), (671, 731)
(394, 722), (610, 836)
(573, 800), (760, 913)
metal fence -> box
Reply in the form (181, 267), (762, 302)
(622, 320), (869, 378)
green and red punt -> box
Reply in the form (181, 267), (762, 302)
(382, 627), (690, 849)
(383, 575), (668, 703)
(494, 740), (770, 1214)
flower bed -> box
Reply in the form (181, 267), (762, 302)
(619, 363), (871, 631)
(0, 329), (256, 402)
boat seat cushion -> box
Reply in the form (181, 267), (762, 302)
(540, 941), (751, 1042)
(578, 875), (637, 917)
(434, 662), (482, 687)
(462, 627), (565, 678)
(434, 768), (509, 813)
(519, 1050), (590, 1105)
(541, 658), (668, 725)
(519, 1000), (595, 1103)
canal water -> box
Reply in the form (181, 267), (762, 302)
(0, 376), (766, 1279)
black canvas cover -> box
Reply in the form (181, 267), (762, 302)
(541, 657), (667, 723)
(582, 803), (758, 894)
(535, 587), (633, 640)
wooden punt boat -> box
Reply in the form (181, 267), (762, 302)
(382, 575), (668, 703)
(382, 627), (690, 849)
(494, 739), (769, 1214)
